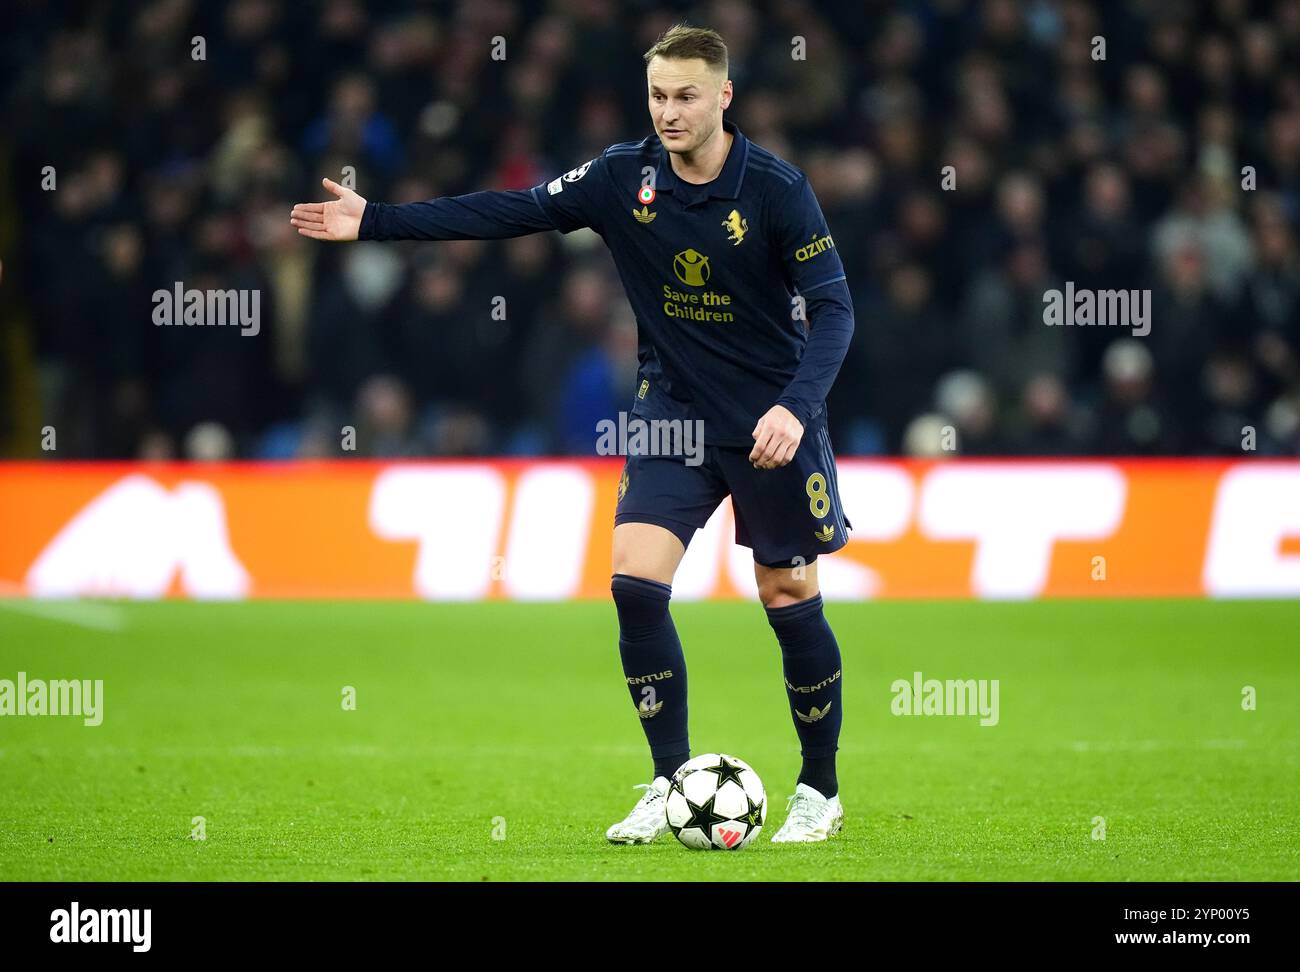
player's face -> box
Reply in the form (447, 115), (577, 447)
(647, 56), (732, 155)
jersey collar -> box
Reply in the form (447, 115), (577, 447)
(654, 116), (749, 200)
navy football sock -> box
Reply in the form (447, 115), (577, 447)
(765, 593), (843, 798)
(797, 754), (838, 800)
(611, 574), (689, 779)
(653, 753), (688, 782)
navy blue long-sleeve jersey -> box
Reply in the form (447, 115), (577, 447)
(358, 117), (855, 447)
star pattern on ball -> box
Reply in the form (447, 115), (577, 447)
(704, 754), (748, 790)
(743, 793), (764, 830)
(681, 790), (730, 839)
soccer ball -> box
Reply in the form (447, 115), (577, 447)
(666, 753), (766, 850)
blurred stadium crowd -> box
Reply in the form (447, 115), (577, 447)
(4, 0), (1300, 459)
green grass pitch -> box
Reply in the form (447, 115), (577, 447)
(0, 598), (1296, 881)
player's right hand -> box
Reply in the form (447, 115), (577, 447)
(290, 178), (366, 241)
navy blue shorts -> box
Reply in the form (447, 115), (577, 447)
(613, 424), (852, 568)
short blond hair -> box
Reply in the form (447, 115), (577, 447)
(643, 23), (728, 77)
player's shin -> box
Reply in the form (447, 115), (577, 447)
(765, 594), (843, 798)
(611, 574), (690, 781)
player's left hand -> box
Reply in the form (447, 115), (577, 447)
(750, 405), (803, 469)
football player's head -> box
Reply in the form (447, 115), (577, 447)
(644, 24), (732, 157)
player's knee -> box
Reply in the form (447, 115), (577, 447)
(611, 573), (673, 635)
(756, 571), (819, 609)
(761, 588), (817, 610)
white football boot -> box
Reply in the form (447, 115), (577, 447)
(770, 782), (844, 843)
(605, 776), (671, 844)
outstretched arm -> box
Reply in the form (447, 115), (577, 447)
(290, 164), (592, 243)
(358, 187), (556, 241)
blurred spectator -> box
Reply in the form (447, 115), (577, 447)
(861, 263), (954, 452)
(964, 241), (1072, 401)
(902, 412), (951, 458)
(184, 421), (237, 461)
(353, 374), (426, 457)
(523, 264), (620, 454)
(1007, 372), (1091, 455)
(1089, 339), (1182, 454)
(935, 370), (1005, 455)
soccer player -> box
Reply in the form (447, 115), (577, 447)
(291, 24), (854, 844)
